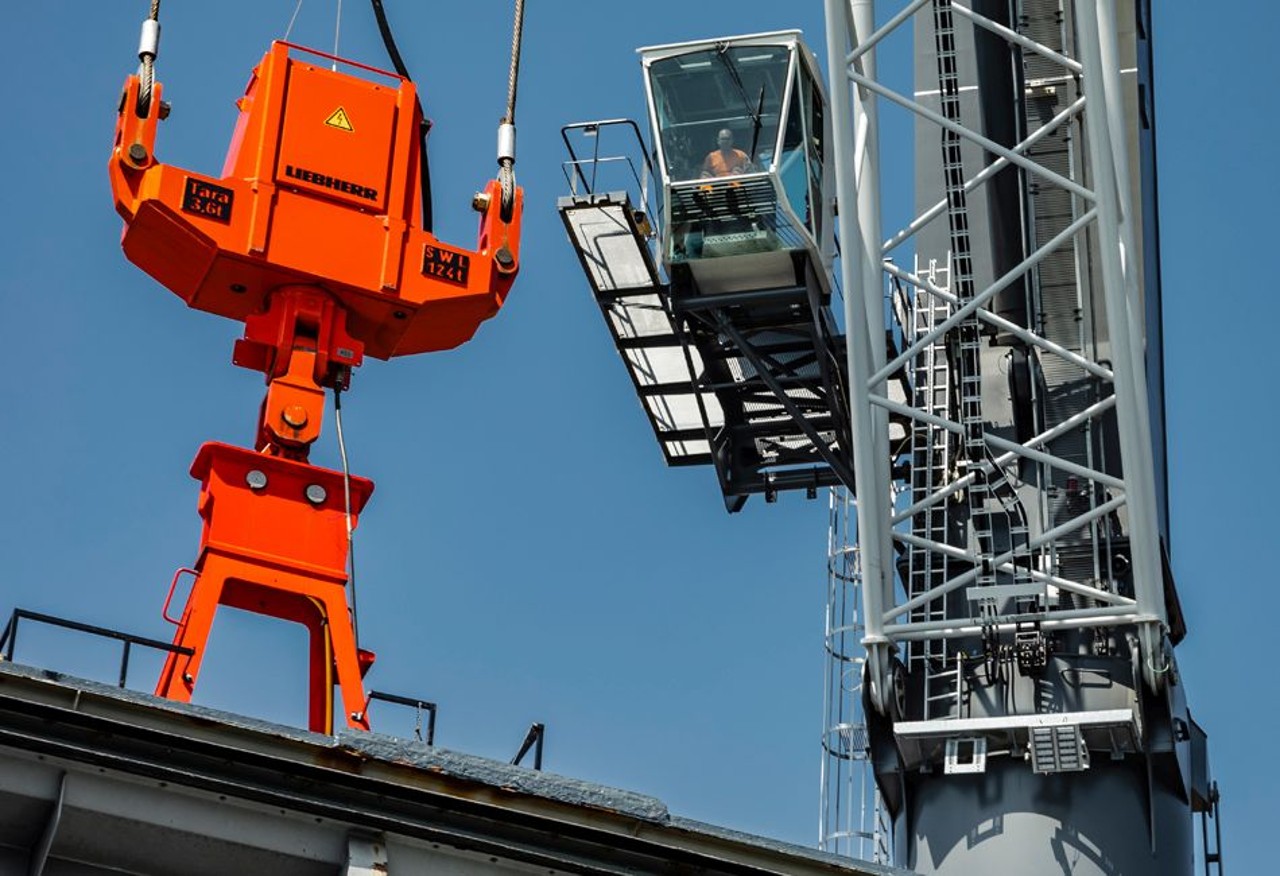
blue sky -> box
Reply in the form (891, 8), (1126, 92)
(0, 2), (1274, 871)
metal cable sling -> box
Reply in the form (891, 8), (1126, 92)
(497, 0), (526, 222)
(136, 0), (162, 117)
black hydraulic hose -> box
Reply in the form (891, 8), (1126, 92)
(370, 0), (434, 231)
(369, 0), (410, 79)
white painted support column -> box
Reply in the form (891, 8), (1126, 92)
(1076, 0), (1167, 692)
(347, 832), (389, 875)
(825, 0), (894, 715)
(850, 0), (898, 643)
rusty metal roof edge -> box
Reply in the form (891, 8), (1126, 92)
(666, 817), (909, 876)
(0, 660), (669, 823)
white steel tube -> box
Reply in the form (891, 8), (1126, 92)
(984, 433), (1124, 490)
(870, 393), (1123, 488)
(874, 208), (1098, 385)
(881, 258), (1114, 380)
(886, 494), (1127, 622)
(951, 3), (1083, 73)
(851, 0), (895, 561)
(1076, 0), (1167, 688)
(826, 0), (893, 715)
(891, 530), (1135, 607)
(892, 607), (1140, 641)
(871, 395), (964, 436)
(848, 68), (1096, 203)
(846, 0), (931, 67)
(882, 97), (1086, 253)
(892, 396), (1117, 525)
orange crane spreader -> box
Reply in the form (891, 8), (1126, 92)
(108, 8), (524, 733)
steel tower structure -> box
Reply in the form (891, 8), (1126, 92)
(821, 0), (1216, 872)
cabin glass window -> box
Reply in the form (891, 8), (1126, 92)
(778, 78), (810, 229)
(648, 45), (791, 183)
(803, 65), (825, 239)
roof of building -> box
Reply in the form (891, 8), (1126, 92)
(0, 660), (904, 875)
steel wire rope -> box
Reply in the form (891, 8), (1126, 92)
(333, 386), (360, 645)
(498, 0), (526, 220)
(283, 0), (305, 41)
(137, 0), (161, 116)
(332, 0), (343, 70)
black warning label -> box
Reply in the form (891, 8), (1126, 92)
(181, 177), (235, 224)
(422, 244), (471, 286)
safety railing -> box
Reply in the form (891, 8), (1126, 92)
(365, 690), (438, 745)
(561, 119), (661, 237)
(0, 607), (194, 690)
(1, 607), (549, 769)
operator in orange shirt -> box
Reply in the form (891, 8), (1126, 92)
(701, 128), (753, 177)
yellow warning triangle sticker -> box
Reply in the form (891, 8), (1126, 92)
(325, 107), (354, 132)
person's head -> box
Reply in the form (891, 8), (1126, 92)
(716, 128), (735, 150)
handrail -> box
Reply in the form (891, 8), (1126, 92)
(560, 120), (661, 240)
(365, 690), (438, 745)
(0, 607), (194, 689)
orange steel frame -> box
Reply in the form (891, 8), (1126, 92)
(110, 42), (522, 732)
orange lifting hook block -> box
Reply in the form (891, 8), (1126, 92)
(110, 42), (523, 733)
(110, 41), (522, 355)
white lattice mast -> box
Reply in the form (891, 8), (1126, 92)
(818, 1), (1208, 873)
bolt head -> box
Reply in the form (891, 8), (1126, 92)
(305, 484), (327, 505)
(127, 143), (149, 164)
(246, 470), (268, 490)
(282, 405), (309, 429)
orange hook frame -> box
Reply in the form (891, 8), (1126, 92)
(110, 41), (522, 359)
(112, 41), (521, 732)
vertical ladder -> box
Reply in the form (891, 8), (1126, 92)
(821, 488), (890, 862)
(906, 258), (959, 720)
(932, 0), (1034, 623)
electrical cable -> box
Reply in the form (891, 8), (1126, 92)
(333, 385), (360, 645)
(369, 0), (434, 231)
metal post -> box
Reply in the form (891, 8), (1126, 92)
(119, 641), (133, 689)
(1076, 0), (1167, 690)
(826, 0), (894, 715)
(1, 612), (17, 662)
(850, 0), (898, 645)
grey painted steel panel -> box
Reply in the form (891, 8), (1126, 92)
(904, 758), (1192, 875)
